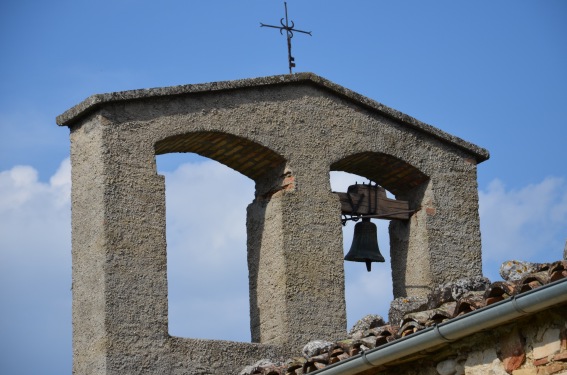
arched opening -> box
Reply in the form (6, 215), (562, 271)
(155, 131), (285, 182)
(330, 152), (428, 197)
(156, 153), (253, 341)
(155, 132), (286, 342)
(330, 152), (429, 327)
(330, 171), (394, 328)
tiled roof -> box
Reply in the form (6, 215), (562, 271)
(240, 260), (567, 375)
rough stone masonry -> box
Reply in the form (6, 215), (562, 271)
(56, 73), (489, 374)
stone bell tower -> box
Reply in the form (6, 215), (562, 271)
(57, 73), (488, 374)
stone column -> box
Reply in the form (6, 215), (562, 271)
(71, 113), (171, 374)
(70, 115), (108, 374)
(248, 174), (347, 351)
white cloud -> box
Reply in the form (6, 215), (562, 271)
(479, 177), (567, 280)
(0, 159), (72, 374)
(0, 159), (71, 262)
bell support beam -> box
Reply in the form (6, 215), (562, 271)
(334, 184), (412, 220)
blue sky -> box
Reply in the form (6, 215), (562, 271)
(1, 1), (566, 374)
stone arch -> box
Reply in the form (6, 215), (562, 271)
(155, 131), (286, 182)
(331, 151), (432, 298)
(155, 131), (287, 341)
(330, 151), (429, 196)
(153, 130), (317, 349)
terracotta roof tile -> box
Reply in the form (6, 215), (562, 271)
(239, 259), (567, 375)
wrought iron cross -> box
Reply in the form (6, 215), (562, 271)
(260, 2), (312, 74)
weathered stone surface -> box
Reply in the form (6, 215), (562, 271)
(553, 352), (567, 362)
(427, 275), (491, 309)
(454, 362), (464, 375)
(500, 260), (541, 282)
(302, 340), (335, 358)
(389, 296), (429, 326)
(534, 328), (562, 360)
(436, 358), (458, 375)
(348, 314), (386, 338)
(464, 348), (507, 375)
(239, 359), (277, 375)
(400, 303), (456, 333)
(536, 362), (567, 374)
(511, 369), (537, 375)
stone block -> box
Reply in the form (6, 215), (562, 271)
(534, 328), (562, 360)
(436, 358), (458, 375)
(500, 260), (540, 282)
(512, 369), (538, 375)
(464, 348), (508, 375)
(536, 362), (567, 374)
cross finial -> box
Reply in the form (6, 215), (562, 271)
(260, 2), (312, 74)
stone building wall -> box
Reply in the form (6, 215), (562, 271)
(379, 305), (567, 375)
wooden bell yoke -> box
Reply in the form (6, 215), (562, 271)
(335, 183), (414, 221)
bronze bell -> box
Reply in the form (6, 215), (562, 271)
(344, 218), (385, 272)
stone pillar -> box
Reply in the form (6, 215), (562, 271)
(248, 173), (347, 351)
(389, 157), (483, 299)
(389, 182), (433, 298)
(70, 115), (108, 374)
(70, 113), (170, 374)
